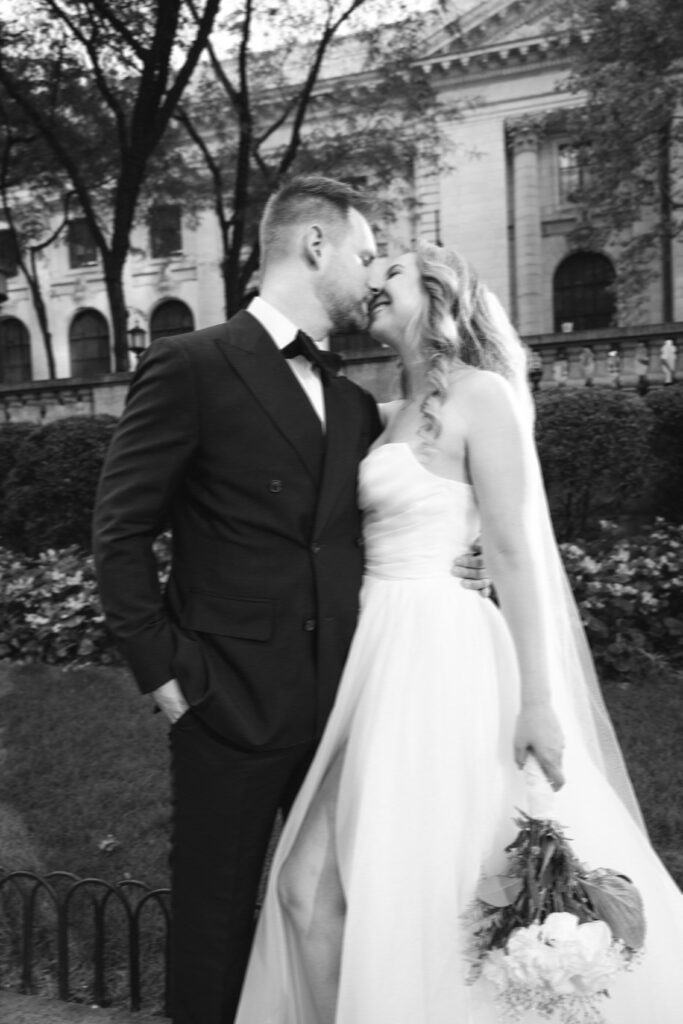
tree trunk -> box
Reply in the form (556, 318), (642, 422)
(28, 249), (56, 379)
(102, 257), (130, 372)
(225, 259), (241, 318)
(658, 120), (674, 323)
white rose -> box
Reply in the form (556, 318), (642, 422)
(540, 912), (580, 945)
(575, 920), (612, 958)
(480, 949), (509, 992)
(534, 944), (575, 996)
(507, 923), (543, 957)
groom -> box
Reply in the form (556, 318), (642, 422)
(93, 176), (486, 1024)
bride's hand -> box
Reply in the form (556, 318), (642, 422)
(514, 703), (565, 791)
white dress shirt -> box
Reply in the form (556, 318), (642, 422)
(248, 295), (327, 427)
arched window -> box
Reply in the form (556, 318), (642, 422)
(553, 252), (616, 332)
(69, 310), (110, 378)
(150, 299), (194, 341)
(0, 317), (31, 384)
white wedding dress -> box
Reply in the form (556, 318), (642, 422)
(236, 442), (683, 1023)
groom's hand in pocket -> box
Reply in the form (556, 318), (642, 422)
(451, 542), (492, 599)
(153, 678), (190, 724)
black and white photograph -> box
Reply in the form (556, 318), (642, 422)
(1, 1), (682, 1022)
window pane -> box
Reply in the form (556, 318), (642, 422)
(553, 252), (616, 331)
(558, 143), (593, 205)
(0, 316), (31, 383)
(0, 229), (19, 277)
(149, 205), (182, 259)
(150, 299), (194, 340)
(69, 310), (110, 377)
(68, 219), (97, 268)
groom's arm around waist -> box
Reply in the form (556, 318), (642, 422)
(93, 339), (198, 693)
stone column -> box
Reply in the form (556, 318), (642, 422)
(592, 341), (613, 384)
(508, 118), (544, 336)
(540, 345), (556, 385)
(619, 339), (640, 388)
(566, 343), (585, 384)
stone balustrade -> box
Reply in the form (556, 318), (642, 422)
(523, 322), (683, 391)
(1, 322), (681, 424)
(0, 374), (132, 424)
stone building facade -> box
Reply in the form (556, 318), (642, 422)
(1, 0), (681, 404)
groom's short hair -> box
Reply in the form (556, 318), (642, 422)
(260, 176), (371, 268)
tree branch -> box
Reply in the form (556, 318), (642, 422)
(42, 0), (129, 149)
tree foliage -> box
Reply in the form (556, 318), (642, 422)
(557, 0), (683, 321)
(0, 92), (77, 379)
(0, 0), (222, 370)
(175, 0), (450, 315)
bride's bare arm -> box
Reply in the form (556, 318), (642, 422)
(454, 371), (565, 789)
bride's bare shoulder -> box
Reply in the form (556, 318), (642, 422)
(378, 399), (403, 428)
(447, 367), (516, 408)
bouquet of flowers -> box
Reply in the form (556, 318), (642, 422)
(466, 762), (646, 1023)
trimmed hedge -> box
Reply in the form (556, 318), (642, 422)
(644, 383), (683, 522)
(0, 386), (680, 557)
(534, 387), (654, 540)
(0, 415), (116, 555)
(0, 421), (37, 491)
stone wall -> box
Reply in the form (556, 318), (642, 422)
(1, 326), (681, 425)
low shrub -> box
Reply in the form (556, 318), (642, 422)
(535, 387), (653, 540)
(2, 524), (681, 683)
(644, 383), (683, 523)
(0, 538), (170, 665)
(0, 415), (117, 555)
(560, 519), (683, 678)
(0, 421), (37, 492)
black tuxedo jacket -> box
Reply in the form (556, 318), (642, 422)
(93, 311), (382, 750)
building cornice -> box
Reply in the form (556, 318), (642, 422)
(418, 31), (582, 78)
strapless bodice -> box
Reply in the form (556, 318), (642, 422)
(358, 443), (479, 580)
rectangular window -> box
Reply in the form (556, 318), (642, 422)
(68, 218), (97, 268)
(558, 143), (593, 206)
(149, 204), (182, 259)
(0, 227), (19, 277)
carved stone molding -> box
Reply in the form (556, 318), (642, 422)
(505, 114), (547, 153)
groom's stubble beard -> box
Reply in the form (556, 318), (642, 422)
(324, 288), (370, 335)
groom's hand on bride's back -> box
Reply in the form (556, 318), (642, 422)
(451, 543), (492, 598)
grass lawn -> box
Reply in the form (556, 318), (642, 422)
(0, 664), (170, 888)
(599, 666), (683, 884)
(0, 664), (170, 1011)
(0, 658), (682, 1010)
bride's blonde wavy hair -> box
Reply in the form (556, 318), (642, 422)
(405, 242), (532, 437)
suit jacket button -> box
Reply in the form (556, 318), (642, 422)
(311, 542), (321, 554)
(268, 479), (283, 493)
(303, 618), (317, 631)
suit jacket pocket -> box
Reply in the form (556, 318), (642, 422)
(182, 591), (274, 641)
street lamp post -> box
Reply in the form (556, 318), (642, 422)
(126, 311), (148, 369)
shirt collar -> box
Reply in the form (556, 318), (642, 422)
(247, 295), (329, 352)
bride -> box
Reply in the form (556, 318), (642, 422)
(235, 243), (683, 1022)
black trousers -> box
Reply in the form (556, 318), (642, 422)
(169, 712), (316, 1024)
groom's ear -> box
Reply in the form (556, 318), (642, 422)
(302, 224), (324, 268)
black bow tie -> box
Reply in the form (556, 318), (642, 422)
(282, 331), (342, 376)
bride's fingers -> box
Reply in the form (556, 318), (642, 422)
(515, 744), (566, 791)
(537, 754), (565, 792)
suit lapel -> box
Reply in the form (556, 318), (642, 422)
(314, 376), (363, 535)
(214, 311), (324, 482)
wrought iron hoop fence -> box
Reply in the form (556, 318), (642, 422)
(0, 868), (171, 1015)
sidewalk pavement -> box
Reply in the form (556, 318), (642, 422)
(0, 992), (161, 1024)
